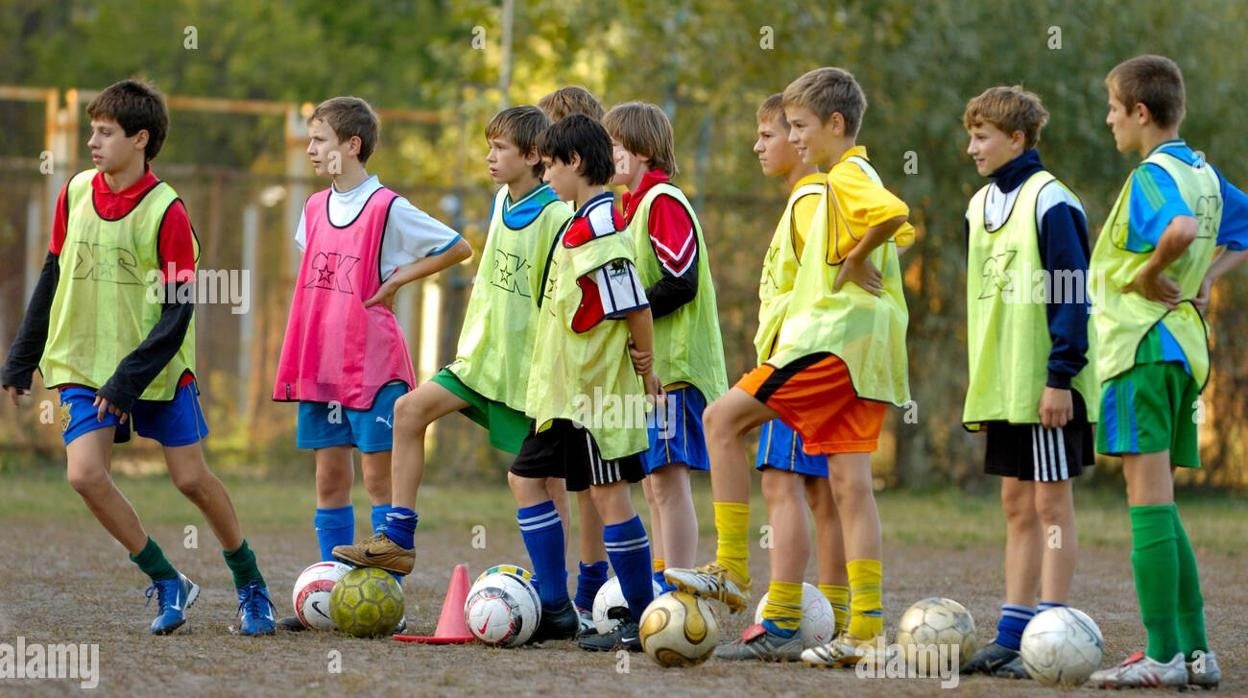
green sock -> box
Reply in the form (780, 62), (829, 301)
(1129, 505), (1181, 662)
(130, 537), (178, 582)
(1171, 506), (1208, 659)
(223, 540), (265, 589)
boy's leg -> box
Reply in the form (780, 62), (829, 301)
(579, 479), (653, 652)
(573, 490), (609, 625)
(647, 464), (697, 571)
(715, 469), (807, 661)
(1124, 452), (1182, 663)
(641, 477), (666, 583)
(545, 476), (572, 547)
(828, 452), (883, 642)
(805, 475), (849, 635)
(66, 427), (148, 554)
(314, 446), (355, 561)
(360, 451), (392, 532)
(1035, 479), (1076, 604)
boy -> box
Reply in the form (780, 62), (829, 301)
(537, 87), (613, 634)
(273, 96), (469, 629)
(1, 79), (275, 636)
(516, 113), (660, 651)
(602, 102), (728, 592)
(714, 94), (851, 661)
(668, 67), (914, 669)
(957, 86), (1098, 679)
(1087, 55), (1247, 690)
(330, 107), (571, 614)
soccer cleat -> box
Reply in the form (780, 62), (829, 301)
(331, 533), (414, 575)
(1187, 650), (1220, 690)
(801, 632), (893, 669)
(529, 600), (579, 644)
(232, 581), (277, 636)
(663, 563), (749, 613)
(145, 573), (200, 635)
(994, 655), (1029, 679)
(961, 641), (1020, 675)
(713, 623), (805, 662)
(393, 615), (407, 635)
(576, 605), (598, 637)
(577, 607), (641, 652)
(277, 615), (307, 632)
(1088, 651), (1187, 689)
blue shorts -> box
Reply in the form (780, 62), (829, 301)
(59, 382), (209, 447)
(755, 418), (828, 478)
(296, 382), (408, 453)
(641, 385), (711, 475)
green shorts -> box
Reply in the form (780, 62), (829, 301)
(1096, 361), (1201, 467)
(431, 368), (532, 454)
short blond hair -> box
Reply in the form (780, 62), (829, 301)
(602, 102), (678, 176)
(310, 96), (380, 164)
(538, 86), (605, 122)
(1107, 54), (1185, 129)
(782, 67), (866, 137)
(963, 86), (1050, 149)
(756, 94), (788, 130)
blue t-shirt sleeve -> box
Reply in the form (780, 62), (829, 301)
(1125, 163), (1193, 253)
(1216, 168), (1248, 250)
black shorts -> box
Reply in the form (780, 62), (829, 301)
(983, 391), (1094, 482)
(510, 419), (645, 492)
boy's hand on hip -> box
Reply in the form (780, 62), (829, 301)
(1193, 276), (1213, 314)
(642, 371), (663, 401)
(364, 282), (397, 310)
(835, 256), (883, 296)
(3, 385), (31, 408)
(1125, 269), (1180, 309)
(1038, 387), (1073, 429)
(93, 393), (128, 424)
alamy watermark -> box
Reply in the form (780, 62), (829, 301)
(0, 636), (99, 689)
(145, 264), (251, 315)
(855, 639), (960, 689)
(568, 387), (677, 439)
(977, 256), (1103, 311)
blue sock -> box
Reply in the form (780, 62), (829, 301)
(384, 507), (418, 550)
(370, 504), (392, 534)
(761, 619), (798, 638)
(653, 570), (676, 594)
(516, 500), (568, 610)
(604, 516), (654, 624)
(995, 603), (1036, 651)
(1037, 601), (1066, 613)
(313, 505), (354, 562)
(574, 561), (609, 611)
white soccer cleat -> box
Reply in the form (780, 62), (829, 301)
(1088, 651), (1187, 689)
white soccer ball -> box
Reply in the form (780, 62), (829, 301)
(752, 582), (836, 648)
(464, 571), (541, 647)
(592, 576), (664, 635)
(895, 597), (977, 669)
(639, 591), (719, 667)
(1020, 607), (1104, 687)
(291, 561), (352, 630)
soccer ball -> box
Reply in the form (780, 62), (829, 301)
(592, 576), (664, 635)
(291, 561), (352, 630)
(464, 571), (541, 647)
(638, 591), (718, 667)
(895, 597), (977, 668)
(1020, 607), (1104, 687)
(328, 567), (405, 638)
(752, 582), (836, 648)
(475, 564), (534, 584)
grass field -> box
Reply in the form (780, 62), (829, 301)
(1, 469), (1244, 695)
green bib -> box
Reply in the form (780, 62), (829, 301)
(449, 186), (572, 412)
(1090, 151), (1221, 387)
(41, 170), (195, 400)
(755, 177), (824, 363)
(527, 226), (649, 460)
(768, 157), (910, 405)
(963, 171), (1099, 428)
(627, 183), (728, 400)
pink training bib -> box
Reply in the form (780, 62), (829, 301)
(273, 186), (416, 409)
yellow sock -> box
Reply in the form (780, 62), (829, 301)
(762, 580), (803, 634)
(819, 583), (850, 635)
(713, 501), (751, 588)
(846, 559), (882, 640)
(652, 557), (665, 573)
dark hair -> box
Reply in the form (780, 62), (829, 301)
(1107, 54), (1186, 129)
(537, 114), (615, 186)
(86, 79), (169, 161)
(486, 105), (551, 178)
(310, 96), (380, 164)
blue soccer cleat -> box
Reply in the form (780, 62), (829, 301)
(145, 573), (200, 635)
(233, 581), (277, 636)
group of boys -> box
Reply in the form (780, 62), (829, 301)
(3, 54), (1243, 689)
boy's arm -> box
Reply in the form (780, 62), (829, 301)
(364, 238), (471, 309)
(1, 252), (60, 403)
(1195, 247), (1248, 312)
(624, 306), (661, 398)
(1035, 185), (1093, 427)
(1196, 170), (1248, 311)
(835, 216), (905, 295)
(1123, 216), (1198, 308)
(643, 196), (698, 318)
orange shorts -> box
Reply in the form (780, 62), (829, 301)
(736, 353), (886, 455)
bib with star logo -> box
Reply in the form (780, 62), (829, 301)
(964, 170), (1099, 428)
(274, 185), (415, 408)
(42, 169), (194, 400)
(754, 174), (824, 363)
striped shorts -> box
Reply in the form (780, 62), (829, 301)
(510, 419), (645, 492)
(982, 392), (1094, 482)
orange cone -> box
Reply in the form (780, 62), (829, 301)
(394, 563), (475, 644)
